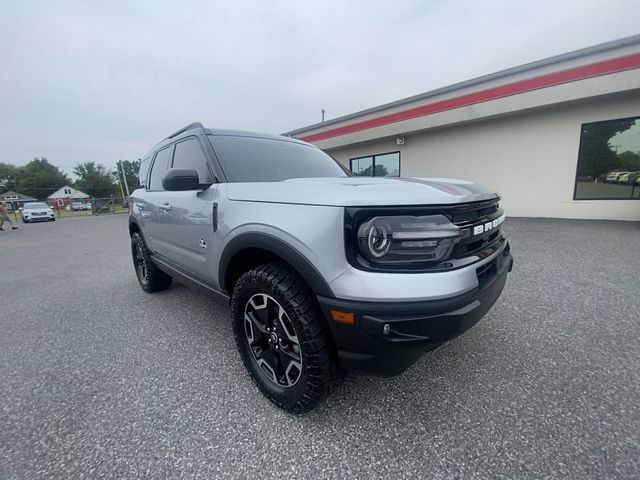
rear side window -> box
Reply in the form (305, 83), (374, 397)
(172, 138), (213, 183)
(148, 146), (172, 190)
(138, 156), (151, 188)
(207, 135), (347, 182)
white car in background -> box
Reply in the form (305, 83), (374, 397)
(626, 172), (640, 185)
(606, 171), (624, 183)
(67, 201), (92, 211)
(617, 172), (632, 183)
(21, 202), (55, 223)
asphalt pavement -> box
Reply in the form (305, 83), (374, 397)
(1, 214), (639, 479)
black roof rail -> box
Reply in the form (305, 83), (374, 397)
(167, 122), (204, 139)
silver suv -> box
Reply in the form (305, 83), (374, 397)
(129, 122), (513, 413)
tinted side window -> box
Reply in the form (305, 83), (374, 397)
(139, 156), (151, 188)
(172, 138), (212, 183)
(148, 146), (172, 190)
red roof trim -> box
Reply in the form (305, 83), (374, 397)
(300, 53), (640, 143)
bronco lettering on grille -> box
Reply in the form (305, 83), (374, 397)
(472, 214), (505, 236)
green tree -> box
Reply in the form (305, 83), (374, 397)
(0, 163), (20, 191)
(16, 157), (71, 199)
(618, 151), (640, 172)
(116, 159), (141, 193)
(74, 162), (117, 198)
(354, 163), (389, 177)
(577, 120), (635, 178)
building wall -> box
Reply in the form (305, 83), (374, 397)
(327, 92), (640, 221)
(48, 197), (72, 208)
(308, 69), (640, 151)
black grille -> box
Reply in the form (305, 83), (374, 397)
(450, 200), (503, 259)
(449, 201), (499, 224)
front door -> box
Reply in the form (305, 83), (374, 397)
(141, 144), (174, 256)
(156, 137), (218, 283)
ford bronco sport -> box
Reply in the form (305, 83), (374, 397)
(129, 122), (513, 413)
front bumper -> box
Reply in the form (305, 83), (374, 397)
(24, 215), (54, 222)
(318, 246), (513, 376)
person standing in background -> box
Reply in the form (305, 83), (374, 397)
(0, 201), (18, 230)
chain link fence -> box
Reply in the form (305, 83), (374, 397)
(52, 196), (130, 218)
(7, 196), (129, 222)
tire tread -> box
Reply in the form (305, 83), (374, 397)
(131, 232), (172, 293)
(231, 262), (343, 413)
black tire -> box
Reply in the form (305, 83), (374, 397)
(23, 219), (28, 224)
(231, 262), (343, 413)
(131, 231), (172, 293)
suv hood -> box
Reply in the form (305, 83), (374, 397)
(226, 177), (499, 206)
(23, 206), (52, 212)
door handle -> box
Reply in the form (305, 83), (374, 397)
(159, 203), (172, 211)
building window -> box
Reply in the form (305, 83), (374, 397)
(350, 152), (400, 177)
(574, 116), (640, 200)
(64, 188), (72, 195)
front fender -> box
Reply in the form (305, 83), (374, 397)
(218, 230), (335, 297)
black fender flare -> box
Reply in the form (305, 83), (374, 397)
(218, 232), (334, 298)
(128, 217), (141, 236)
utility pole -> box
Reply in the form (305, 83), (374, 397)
(321, 109), (325, 122)
(117, 164), (126, 203)
(119, 160), (131, 197)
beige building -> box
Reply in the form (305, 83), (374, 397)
(285, 36), (640, 221)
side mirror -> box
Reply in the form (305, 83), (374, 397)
(162, 168), (211, 191)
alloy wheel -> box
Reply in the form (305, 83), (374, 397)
(134, 242), (148, 283)
(244, 293), (303, 387)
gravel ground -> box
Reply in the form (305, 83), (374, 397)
(1, 215), (639, 479)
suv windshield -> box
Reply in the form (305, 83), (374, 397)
(208, 135), (348, 182)
(25, 203), (48, 209)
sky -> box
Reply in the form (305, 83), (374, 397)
(610, 121), (640, 153)
(1, 0), (639, 177)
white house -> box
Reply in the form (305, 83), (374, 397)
(1, 191), (37, 209)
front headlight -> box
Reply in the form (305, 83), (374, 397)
(356, 215), (462, 265)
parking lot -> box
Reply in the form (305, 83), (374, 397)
(1, 215), (639, 479)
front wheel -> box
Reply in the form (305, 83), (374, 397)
(231, 262), (342, 413)
(131, 232), (172, 292)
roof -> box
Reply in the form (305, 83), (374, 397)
(284, 34), (640, 138)
(1, 191), (36, 201)
(47, 185), (90, 199)
(146, 124), (309, 157)
(204, 128), (307, 144)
